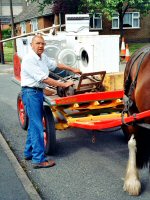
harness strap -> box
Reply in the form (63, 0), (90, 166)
(128, 50), (149, 98)
(136, 123), (150, 130)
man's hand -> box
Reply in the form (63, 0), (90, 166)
(43, 77), (73, 88)
(72, 68), (82, 75)
(63, 81), (74, 88)
(57, 63), (82, 75)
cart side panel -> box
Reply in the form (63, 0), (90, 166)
(14, 53), (21, 82)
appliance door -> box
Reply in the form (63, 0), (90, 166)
(44, 45), (61, 60)
(75, 44), (94, 73)
(57, 49), (78, 68)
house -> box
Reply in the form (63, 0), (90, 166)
(14, 2), (55, 35)
(14, 2), (150, 43)
(94, 11), (150, 43)
(0, 0), (25, 30)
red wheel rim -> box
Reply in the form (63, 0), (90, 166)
(43, 118), (47, 147)
(18, 98), (25, 125)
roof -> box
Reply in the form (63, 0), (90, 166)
(0, 16), (11, 24)
(1, 0), (24, 6)
(14, 2), (53, 23)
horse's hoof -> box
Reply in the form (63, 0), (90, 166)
(123, 178), (141, 196)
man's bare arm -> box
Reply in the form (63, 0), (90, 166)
(43, 77), (73, 88)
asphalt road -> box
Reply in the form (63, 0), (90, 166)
(0, 72), (150, 200)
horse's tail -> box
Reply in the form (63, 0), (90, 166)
(135, 126), (150, 169)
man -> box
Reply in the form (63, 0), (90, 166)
(21, 34), (81, 168)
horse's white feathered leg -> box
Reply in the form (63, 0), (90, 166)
(123, 134), (141, 196)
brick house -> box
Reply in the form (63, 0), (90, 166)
(14, 2), (55, 35)
(14, 2), (150, 43)
(98, 12), (150, 43)
(0, 0), (25, 30)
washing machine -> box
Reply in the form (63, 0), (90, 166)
(64, 32), (99, 72)
(43, 34), (79, 68)
(65, 34), (120, 73)
(44, 34), (67, 61)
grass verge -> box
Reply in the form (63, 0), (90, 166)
(129, 43), (150, 55)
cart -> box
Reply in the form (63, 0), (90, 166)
(13, 53), (150, 155)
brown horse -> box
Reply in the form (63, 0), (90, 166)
(122, 45), (150, 195)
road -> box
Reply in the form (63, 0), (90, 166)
(0, 72), (150, 200)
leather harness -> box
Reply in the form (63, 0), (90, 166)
(122, 46), (150, 127)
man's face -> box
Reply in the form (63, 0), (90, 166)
(31, 36), (46, 57)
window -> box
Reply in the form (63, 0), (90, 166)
(20, 22), (26, 34)
(112, 12), (140, 29)
(89, 13), (102, 29)
(31, 18), (38, 32)
(112, 14), (119, 29)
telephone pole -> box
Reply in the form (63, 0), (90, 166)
(0, 20), (5, 64)
(9, 0), (17, 52)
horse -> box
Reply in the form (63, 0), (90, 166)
(122, 45), (150, 196)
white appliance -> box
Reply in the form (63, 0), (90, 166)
(65, 14), (90, 32)
(44, 35), (67, 61)
(65, 33), (120, 73)
(65, 32), (99, 71)
(94, 35), (120, 72)
(16, 34), (67, 61)
(16, 30), (120, 73)
(16, 36), (32, 59)
(43, 34), (80, 67)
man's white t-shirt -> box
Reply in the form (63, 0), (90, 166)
(21, 49), (57, 88)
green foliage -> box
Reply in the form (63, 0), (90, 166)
(31, 0), (53, 12)
(2, 29), (11, 39)
(31, 0), (150, 16)
(52, 0), (81, 14)
(86, 0), (150, 16)
(4, 46), (13, 63)
(78, 0), (103, 13)
(4, 41), (13, 48)
(82, 0), (150, 40)
(129, 43), (150, 55)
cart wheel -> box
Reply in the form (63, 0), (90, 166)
(57, 86), (75, 97)
(17, 92), (28, 130)
(43, 105), (56, 155)
(64, 86), (75, 96)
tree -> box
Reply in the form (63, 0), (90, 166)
(31, 0), (149, 42)
(31, 0), (81, 14)
(31, 0), (81, 27)
(79, 0), (150, 42)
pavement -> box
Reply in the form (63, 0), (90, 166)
(0, 63), (13, 74)
(0, 133), (42, 200)
(0, 63), (42, 200)
(0, 62), (126, 200)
